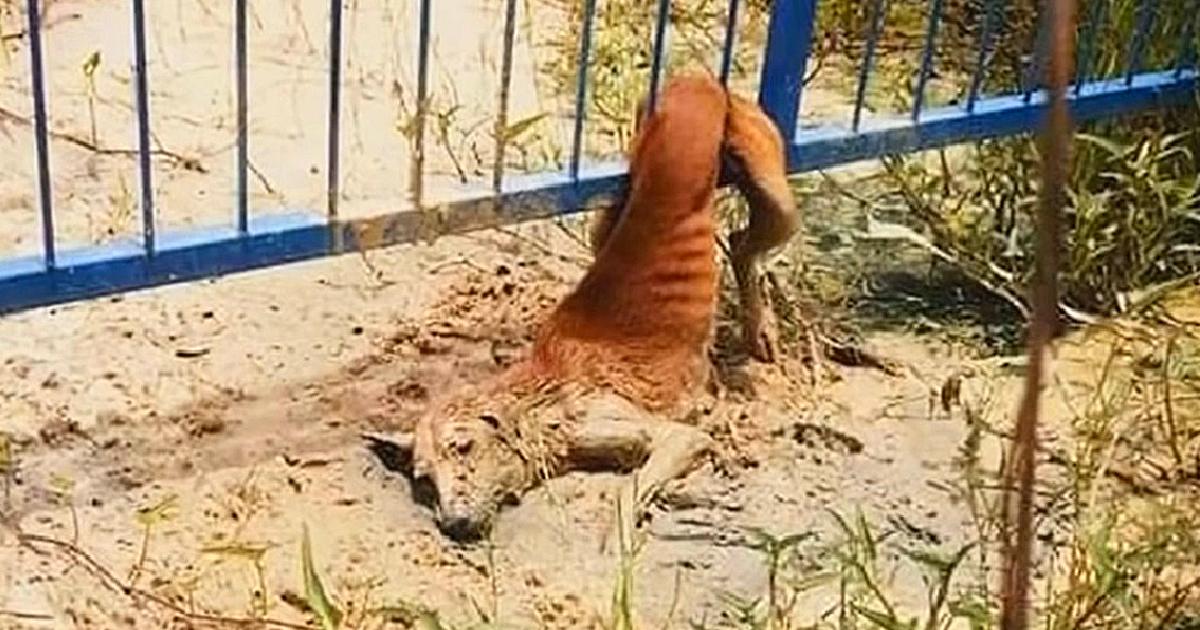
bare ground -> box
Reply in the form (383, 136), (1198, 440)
(0, 220), (966, 629)
(3, 2), (1198, 629)
(2, 209), (1194, 628)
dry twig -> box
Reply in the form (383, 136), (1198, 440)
(0, 106), (206, 173)
(12, 529), (311, 630)
(998, 0), (1076, 628)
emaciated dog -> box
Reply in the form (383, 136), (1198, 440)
(365, 74), (798, 542)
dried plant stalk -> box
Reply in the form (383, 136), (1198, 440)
(999, 0), (1077, 629)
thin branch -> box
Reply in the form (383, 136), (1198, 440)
(14, 531), (311, 630)
(247, 159), (278, 196)
(0, 610), (53, 621)
(1161, 333), (1185, 470)
(0, 106), (207, 172)
(0, 8), (81, 42)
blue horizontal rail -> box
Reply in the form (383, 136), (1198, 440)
(1, 0), (1197, 315)
(785, 70), (1197, 171)
(2, 68), (1193, 315)
(0, 165), (626, 313)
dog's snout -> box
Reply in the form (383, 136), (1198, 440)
(438, 512), (485, 542)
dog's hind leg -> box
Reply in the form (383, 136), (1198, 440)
(722, 93), (799, 362)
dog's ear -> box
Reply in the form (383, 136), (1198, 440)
(363, 431), (415, 475)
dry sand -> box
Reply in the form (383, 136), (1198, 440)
(3, 208), (1190, 628)
(0, 216), (987, 629)
(4, 2), (1189, 629)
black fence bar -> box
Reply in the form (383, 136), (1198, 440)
(25, 0), (55, 268)
(1126, 0), (1155, 85)
(1024, 1), (1050, 102)
(912, 0), (945, 119)
(493, 0), (519, 194)
(647, 0), (671, 113)
(569, 0), (598, 181)
(131, 0), (156, 255)
(967, 0), (1001, 113)
(853, 0), (888, 131)
(235, 0), (249, 234)
(1075, 0), (1107, 93)
(1175, 2), (1198, 77)
(326, 0), (344, 220)
(411, 0), (432, 206)
(719, 0), (741, 86)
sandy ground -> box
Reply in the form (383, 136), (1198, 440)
(0, 213), (985, 628)
(4, 2), (1195, 629)
(3, 206), (1194, 628)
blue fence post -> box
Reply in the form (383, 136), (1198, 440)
(757, 0), (818, 154)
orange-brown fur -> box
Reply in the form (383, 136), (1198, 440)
(528, 75), (729, 411)
(510, 74), (796, 409)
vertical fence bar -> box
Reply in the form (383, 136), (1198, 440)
(326, 0), (343, 220)
(235, 0), (249, 234)
(131, 0), (156, 255)
(852, 0), (888, 131)
(1176, 2), (1198, 77)
(1074, 0), (1106, 94)
(410, 0), (432, 206)
(967, 0), (1000, 113)
(568, 0), (598, 181)
(647, 0), (671, 113)
(1024, 1), (1049, 102)
(492, 0), (519, 194)
(758, 0), (819, 146)
(1125, 0), (1154, 85)
(25, 0), (55, 268)
(912, 0), (944, 120)
(719, 0), (741, 86)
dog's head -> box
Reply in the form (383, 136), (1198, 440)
(365, 387), (547, 543)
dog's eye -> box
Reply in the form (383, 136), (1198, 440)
(479, 413), (500, 430)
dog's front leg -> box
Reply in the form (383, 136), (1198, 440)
(570, 417), (712, 525)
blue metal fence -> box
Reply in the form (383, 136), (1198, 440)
(0, 0), (1196, 314)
